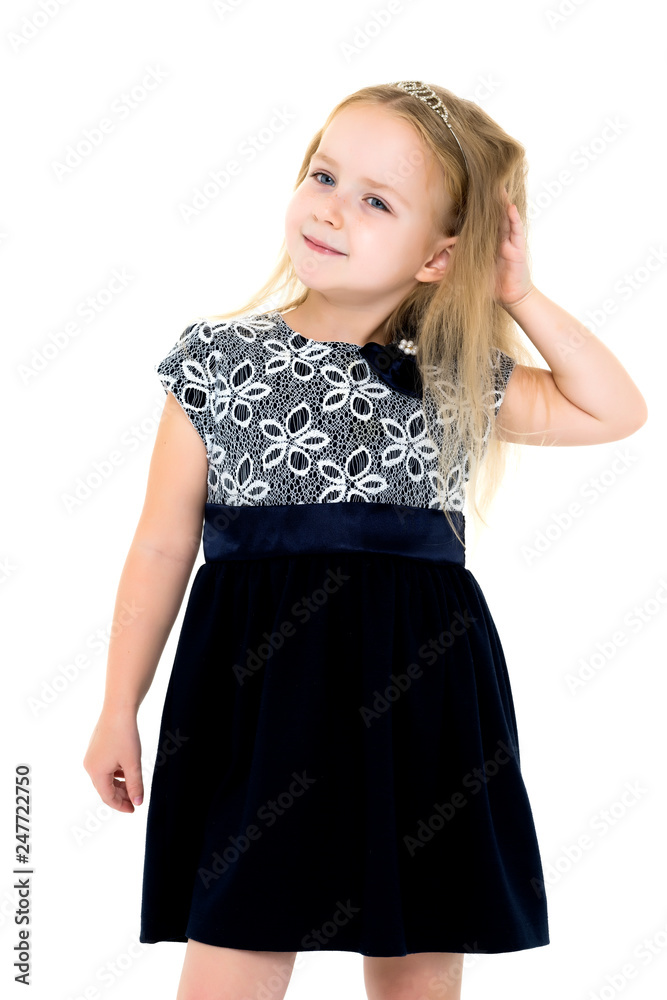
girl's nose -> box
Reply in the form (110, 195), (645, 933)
(313, 196), (344, 225)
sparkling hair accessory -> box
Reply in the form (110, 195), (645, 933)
(392, 81), (469, 177)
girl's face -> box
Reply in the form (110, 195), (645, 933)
(284, 104), (456, 309)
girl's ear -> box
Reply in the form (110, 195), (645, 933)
(416, 235), (458, 284)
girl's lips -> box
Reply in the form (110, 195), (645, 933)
(303, 234), (345, 255)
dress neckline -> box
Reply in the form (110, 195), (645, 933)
(271, 310), (387, 349)
(268, 310), (423, 399)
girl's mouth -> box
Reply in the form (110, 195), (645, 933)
(303, 234), (345, 256)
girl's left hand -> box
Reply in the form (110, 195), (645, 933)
(493, 185), (533, 307)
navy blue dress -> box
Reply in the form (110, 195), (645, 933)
(138, 310), (550, 957)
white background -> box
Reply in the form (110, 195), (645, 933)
(1, 0), (665, 997)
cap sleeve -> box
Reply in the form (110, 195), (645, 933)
(490, 348), (516, 419)
(155, 319), (219, 450)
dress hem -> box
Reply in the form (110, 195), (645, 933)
(138, 920), (550, 957)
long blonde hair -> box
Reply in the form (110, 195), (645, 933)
(208, 83), (548, 545)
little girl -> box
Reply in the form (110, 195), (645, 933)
(83, 81), (647, 1000)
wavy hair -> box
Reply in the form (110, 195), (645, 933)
(208, 83), (549, 546)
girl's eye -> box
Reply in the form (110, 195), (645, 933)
(308, 171), (389, 212)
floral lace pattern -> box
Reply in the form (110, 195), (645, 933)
(154, 310), (516, 511)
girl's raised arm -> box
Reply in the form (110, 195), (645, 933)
(492, 197), (648, 446)
(493, 286), (648, 447)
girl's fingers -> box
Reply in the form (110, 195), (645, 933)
(111, 771), (136, 804)
(500, 221), (510, 245)
(93, 769), (136, 812)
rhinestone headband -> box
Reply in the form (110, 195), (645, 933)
(392, 81), (469, 177)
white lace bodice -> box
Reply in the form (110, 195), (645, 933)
(154, 310), (516, 511)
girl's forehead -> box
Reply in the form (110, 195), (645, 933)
(323, 104), (426, 157)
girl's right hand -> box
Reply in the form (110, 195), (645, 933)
(82, 710), (144, 813)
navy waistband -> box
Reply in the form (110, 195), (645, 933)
(202, 503), (465, 565)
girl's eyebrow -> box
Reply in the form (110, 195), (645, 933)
(311, 152), (410, 207)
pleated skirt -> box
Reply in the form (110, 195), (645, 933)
(138, 501), (550, 957)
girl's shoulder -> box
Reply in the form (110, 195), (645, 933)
(197, 310), (285, 354)
(159, 311), (276, 359)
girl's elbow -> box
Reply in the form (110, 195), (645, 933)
(628, 396), (649, 433)
(613, 402), (648, 441)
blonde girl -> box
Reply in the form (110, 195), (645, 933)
(84, 81), (647, 1000)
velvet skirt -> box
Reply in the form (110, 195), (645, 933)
(138, 502), (550, 957)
